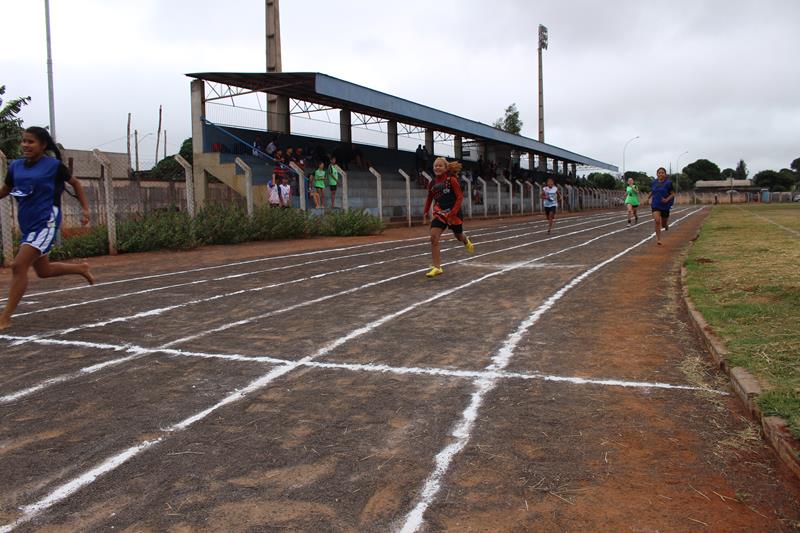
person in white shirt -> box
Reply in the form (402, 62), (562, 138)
(265, 138), (277, 157)
(267, 173), (281, 208)
(279, 175), (291, 208)
(541, 177), (562, 235)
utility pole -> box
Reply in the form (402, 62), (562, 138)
(44, 0), (57, 141)
(126, 113), (132, 177)
(266, 0), (287, 133)
(537, 24), (548, 144)
(134, 129), (139, 172)
(155, 105), (163, 163)
(163, 130), (167, 159)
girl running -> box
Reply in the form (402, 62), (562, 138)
(624, 177), (640, 225)
(541, 177), (561, 234)
(0, 127), (94, 330)
(423, 157), (474, 278)
(647, 167), (675, 245)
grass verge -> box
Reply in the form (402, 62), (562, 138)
(685, 204), (800, 438)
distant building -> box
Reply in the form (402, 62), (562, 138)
(693, 179), (759, 192)
(62, 149), (130, 179)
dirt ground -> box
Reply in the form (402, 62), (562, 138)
(0, 208), (798, 532)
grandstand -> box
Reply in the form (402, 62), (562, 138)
(186, 72), (617, 221)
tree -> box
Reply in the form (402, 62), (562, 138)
(721, 168), (735, 179)
(148, 138), (192, 180)
(492, 103), (523, 135)
(791, 157), (800, 173)
(583, 172), (623, 190)
(0, 85), (32, 159)
(682, 159), (720, 185)
(623, 170), (652, 192)
(733, 159), (748, 180)
(753, 169), (795, 192)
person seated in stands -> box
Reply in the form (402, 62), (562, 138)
(351, 144), (369, 170)
(274, 149), (284, 164)
(294, 147), (305, 169)
(252, 135), (265, 156)
(333, 143), (352, 171)
(266, 137), (277, 156)
(285, 147), (295, 164)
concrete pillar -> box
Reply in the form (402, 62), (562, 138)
(340, 109), (352, 143)
(190, 79), (208, 208)
(425, 129), (434, 155)
(387, 120), (398, 150)
(454, 136), (463, 159)
(539, 155), (547, 173)
(268, 95), (290, 134)
(528, 152), (536, 171)
(571, 162), (577, 177)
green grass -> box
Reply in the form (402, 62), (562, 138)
(685, 204), (800, 438)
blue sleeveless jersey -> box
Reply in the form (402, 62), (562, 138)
(5, 156), (69, 234)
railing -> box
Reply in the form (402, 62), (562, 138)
(201, 118), (299, 177)
(398, 169), (413, 227)
(234, 157), (254, 216)
(173, 155), (196, 217)
(515, 180), (524, 215)
(492, 178), (501, 216)
(501, 177), (513, 216)
(476, 177), (488, 218)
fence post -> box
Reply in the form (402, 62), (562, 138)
(234, 157), (254, 216)
(477, 177), (488, 219)
(526, 182), (534, 214)
(515, 180), (524, 215)
(501, 177), (513, 216)
(369, 166), (383, 221)
(289, 162), (306, 211)
(535, 182), (543, 212)
(0, 150), (13, 267)
(335, 165), (348, 211)
(174, 154), (195, 218)
(421, 171), (433, 184)
(492, 178), (501, 216)
(398, 169), (412, 227)
(466, 179), (473, 219)
(91, 149), (117, 255)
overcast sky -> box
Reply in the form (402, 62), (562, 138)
(2, 0), (798, 175)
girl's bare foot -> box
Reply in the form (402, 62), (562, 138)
(0, 315), (11, 331)
(80, 263), (95, 285)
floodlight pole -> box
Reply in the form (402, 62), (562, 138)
(622, 135), (639, 178)
(44, 0), (57, 141)
(537, 24), (548, 143)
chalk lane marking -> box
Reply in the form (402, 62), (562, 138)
(13, 210), (624, 317)
(0, 209), (691, 402)
(740, 207), (800, 238)
(0, 334), (726, 405)
(0, 211), (698, 531)
(1, 210), (613, 304)
(11, 209), (656, 346)
(397, 208), (702, 533)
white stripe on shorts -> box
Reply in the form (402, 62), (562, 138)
(28, 207), (58, 252)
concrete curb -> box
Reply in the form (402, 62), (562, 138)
(680, 260), (800, 481)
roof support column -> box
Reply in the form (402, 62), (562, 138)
(570, 162), (577, 177)
(539, 154), (547, 173)
(269, 95), (290, 134)
(340, 109), (352, 143)
(453, 136), (463, 160)
(387, 120), (398, 150)
(425, 129), (434, 155)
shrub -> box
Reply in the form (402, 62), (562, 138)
(316, 209), (385, 236)
(49, 225), (110, 260)
(193, 203), (252, 245)
(117, 207), (196, 253)
(249, 205), (312, 240)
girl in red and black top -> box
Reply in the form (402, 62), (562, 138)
(423, 157), (474, 278)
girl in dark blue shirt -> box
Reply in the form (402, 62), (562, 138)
(0, 127), (94, 330)
(647, 167), (675, 245)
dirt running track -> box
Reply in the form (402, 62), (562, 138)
(0, 208), (798, 532)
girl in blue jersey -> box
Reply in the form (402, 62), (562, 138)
(647, 167), (675, 245)
(0, 127), (93, 330)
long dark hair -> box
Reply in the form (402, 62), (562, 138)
(24, 126), (62, 161)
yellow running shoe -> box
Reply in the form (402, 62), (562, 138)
(425, 266), (444, 278)
(465, 238), (474, 254)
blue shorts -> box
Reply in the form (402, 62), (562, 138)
(21, 206), (61, 255)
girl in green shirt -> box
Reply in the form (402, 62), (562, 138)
(327, 156), (340, 209)
(624, 177), (640, 225)
(313, 161), (327, 208)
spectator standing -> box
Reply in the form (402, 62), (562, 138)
(327, 156), (341, 209)
(265, 138), (277, 156)
(252, 136), (265, 156)
(313, 161), (327, 208)
(279, 174), (292, 208)
(267, 172), (281, 208)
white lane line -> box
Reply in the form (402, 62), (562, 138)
(0, 334), (727, 403)
(398, 208), (702, 533)
(13, 211), (625, 317)
(0, 211), (592, 304)
(0, 209), (690, 401)
(11, 210), (646, 346)
(0, 211), (688, 531)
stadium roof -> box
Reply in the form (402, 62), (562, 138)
(186, 72), (617, 172)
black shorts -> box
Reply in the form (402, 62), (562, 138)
(330, 185), (337, 192)
(431, 218), (463, 234)
(651, 208), (670, 218)
(545, 206), (556, 216)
